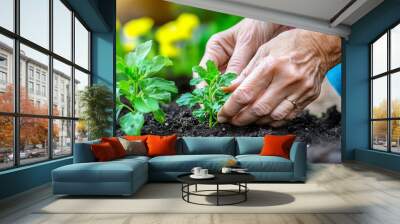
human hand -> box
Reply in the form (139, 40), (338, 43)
(198, 18), (290, 78)
(218, 29), (341, 127)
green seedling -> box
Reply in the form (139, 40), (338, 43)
(116, 40), (178, 135)
(177, 60), (236, 127)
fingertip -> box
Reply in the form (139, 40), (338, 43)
(221, 85), (235, 93)
(217, 115), (228, 123)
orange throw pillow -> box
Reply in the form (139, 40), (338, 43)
(259, 135), (296, 159)
(91, 142), (117, 162)
(146, 135), (177, 157)
(101, 137), (126, 158)
(123, 135), (148, 142)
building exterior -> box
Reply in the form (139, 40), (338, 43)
(0, 41), (74, 153)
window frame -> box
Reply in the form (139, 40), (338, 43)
(0, 0), (92, 171)
(370, 20), (400, 154)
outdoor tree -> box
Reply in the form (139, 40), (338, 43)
(372, 99), (400, 143)
(0, 85), (59, 151)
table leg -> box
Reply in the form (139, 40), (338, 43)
(195, 184), (197, 192)
(245, 183), (247, 201)
(187, 184), (190, 202)
(181, 184), (183, 199)
(217, 184), (219, 206)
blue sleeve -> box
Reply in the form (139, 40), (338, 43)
(326, 64), (342, 96)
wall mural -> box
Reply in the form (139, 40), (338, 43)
(116, 0), (342, 163)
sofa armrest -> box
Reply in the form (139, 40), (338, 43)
(73, 140), (100, 163)
(289, 142), (307, 181)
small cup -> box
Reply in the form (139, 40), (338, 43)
(221, 167), (232, 174)
(191, 167), (202, 176)
(199, 169), (208, 176)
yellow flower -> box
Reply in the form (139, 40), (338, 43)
(123, 17), (154, 38)
(155, 13), (199, 57)
(155, 21), (178, 43)
(177, 13), (199, 32)
(123, 42), (137, 52)
(160, 43), (179, 57)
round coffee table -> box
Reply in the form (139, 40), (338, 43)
(177, 173), (255, 206)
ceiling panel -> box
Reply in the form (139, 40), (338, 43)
(167, 0), (383, 38)
(227, 0), (352, 21)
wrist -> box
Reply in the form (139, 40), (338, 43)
(305, 30), (341, 73)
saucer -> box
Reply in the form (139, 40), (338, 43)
(190, 174), (215, 179)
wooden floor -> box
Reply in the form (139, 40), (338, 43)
(1, 162), (400, 224)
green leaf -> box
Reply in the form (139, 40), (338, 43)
(192, 109), (207, 122)
(133, 97), (159, 113)
(189, 77), (202, 86)
(117, 80), (132, 96)
(145, 56), (173, 75)
(125, 40), (153, 66)
(116, 57), (126, 74)
(119, 112), (144, 136)
(176, 93), (195, 107)
(206, 60), (220, 79)
(152, 109), (166, 124)
(219, 72), (236, 87)
(192, 66), (209, 83)
(146, 92), (171, 103)
(142, 77), (178, 94)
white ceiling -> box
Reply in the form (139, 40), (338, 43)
(167, 0), (384, 38)
(228, 0), (352, 22)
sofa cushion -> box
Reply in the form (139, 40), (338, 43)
(260, 135), (296, 159)
(53, 158), (147, 183)
(118, 138), (147, 156)
(91, 142), (118, 161)
(115, 155), (150, 165)
(147, 135), (177, 157)
(101, 137), (127, 158)
(149, 154), (235, 172)
(180, 137), (235, 155)
(236, 155), (293, 172)
(73, 139), (100, 163)
(235, 137), (263, 155)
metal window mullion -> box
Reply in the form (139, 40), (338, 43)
(388, 30), (391, 152)
(370, 45), (374, 149)
(13, 0), (20, 167)
(112, 3), (116, 137)
(0, 30), (90, 74)
(71, 11), (76, 156)
(48, 0), (53, 160)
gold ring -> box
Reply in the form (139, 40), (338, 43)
(286, 98), (298, 108)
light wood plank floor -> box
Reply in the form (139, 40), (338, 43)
(1, 162), (400, 224)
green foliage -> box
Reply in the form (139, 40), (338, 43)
(79, 84), (113, 140)
(116, 40), (177, 135)
(176, 60), (236, 127)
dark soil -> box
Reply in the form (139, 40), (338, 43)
(116, 103), (342, 163)
(137, 103), (340, 143)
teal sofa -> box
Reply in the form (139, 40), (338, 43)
(52, 137), (306, 196)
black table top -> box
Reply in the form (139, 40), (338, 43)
(177, 172), (255, 185)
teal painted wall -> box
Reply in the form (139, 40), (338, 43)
(343, 0), (400, 171)
(0, 0), (116, 200)
(0, 158), (72, 199)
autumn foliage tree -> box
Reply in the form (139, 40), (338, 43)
(0, 85), (59, 153)
(372, 99), (400, 143)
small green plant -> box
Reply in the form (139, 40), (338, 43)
(79, 84), (113, 140)
(116, 40), (178, 135)
(176, 60), (236, 127)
